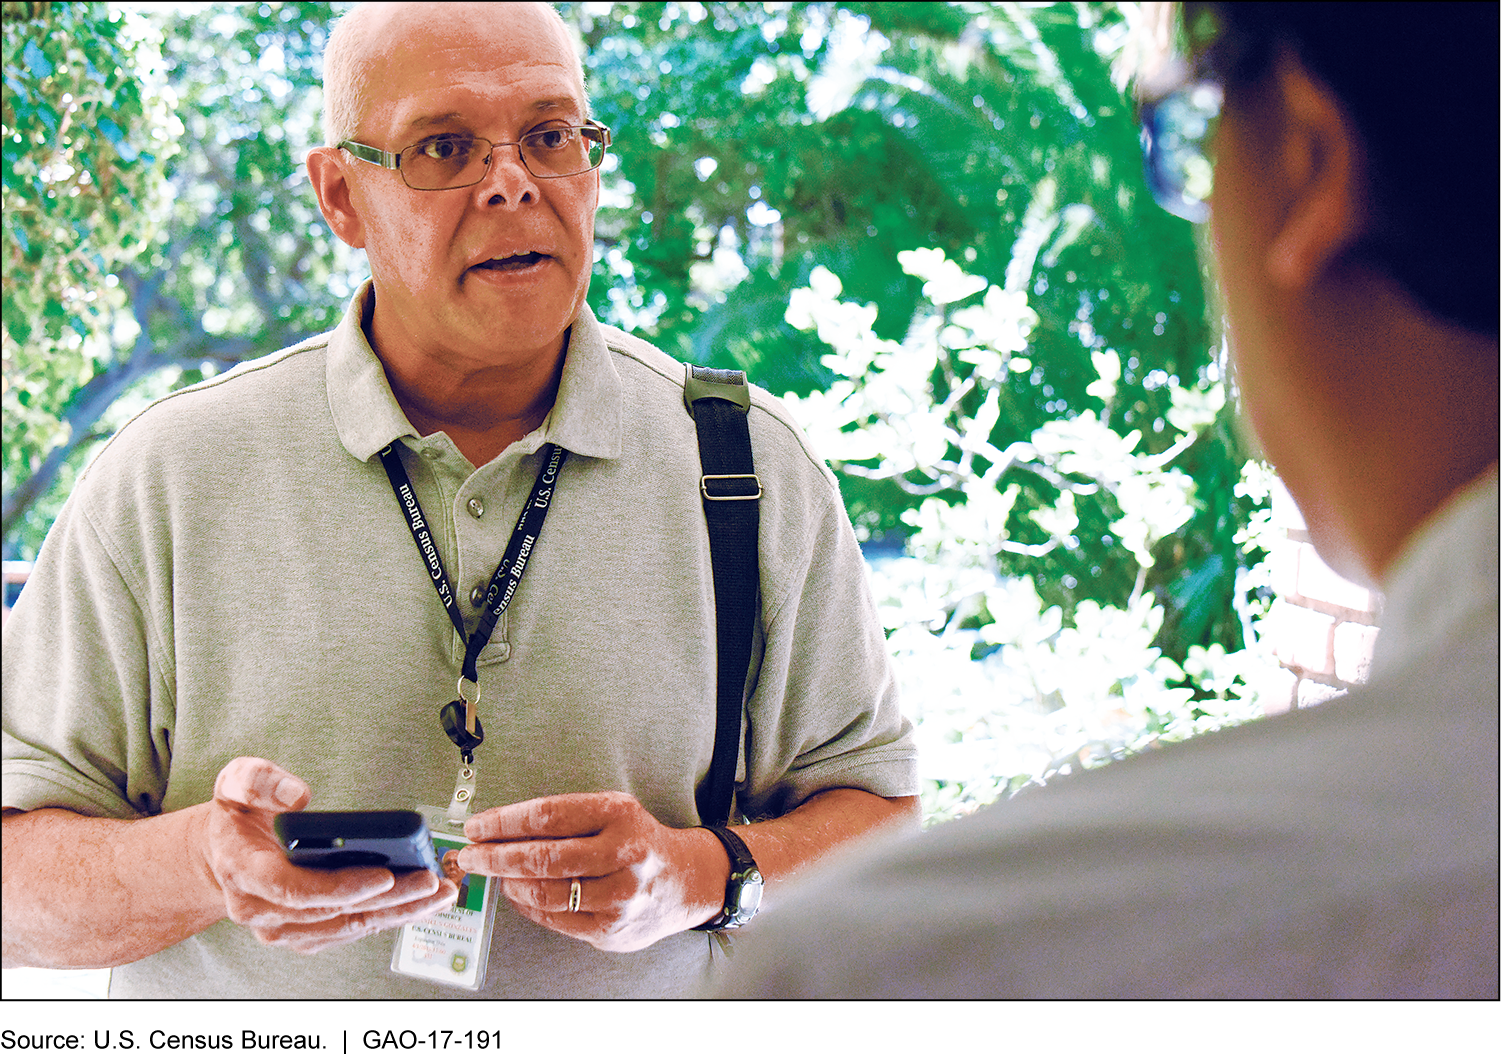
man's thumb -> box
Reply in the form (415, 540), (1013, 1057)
(213, 756), (312, 812)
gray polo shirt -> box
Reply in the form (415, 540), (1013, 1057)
(1, 283), (917, 998)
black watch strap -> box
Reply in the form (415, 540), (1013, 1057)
(691, 824), (763, 931)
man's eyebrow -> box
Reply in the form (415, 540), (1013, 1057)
(401, 101), (581, 133)
(405, 112), (466, 132)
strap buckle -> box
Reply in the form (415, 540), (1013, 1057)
(701, 474), (762, 501)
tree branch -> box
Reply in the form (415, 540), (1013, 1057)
(2, 260), (264, 542)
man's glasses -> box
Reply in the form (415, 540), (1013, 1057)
(1139, 80), (1222, 223)
(338, 123), (612, 191)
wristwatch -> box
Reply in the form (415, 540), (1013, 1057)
(691, 824), (763, 931)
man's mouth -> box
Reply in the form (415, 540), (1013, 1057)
(471, 251), (548, 272)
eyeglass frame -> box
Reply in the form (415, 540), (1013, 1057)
(336, 121), (613, 190)
(1138, 73), (1223, 224)
(1135, 7), (1272, 226)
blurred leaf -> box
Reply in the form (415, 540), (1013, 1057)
(22, 37), (51, 77)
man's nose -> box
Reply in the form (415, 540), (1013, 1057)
(475, 141), (538, 206)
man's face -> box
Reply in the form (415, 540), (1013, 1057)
(338, 3), (597, 373)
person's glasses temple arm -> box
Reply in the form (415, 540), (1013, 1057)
(337, 140), (400, 169)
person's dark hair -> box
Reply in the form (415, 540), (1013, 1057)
(1185, 2), (1499, 336)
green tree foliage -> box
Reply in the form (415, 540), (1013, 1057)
(785, 254), (1276, 817)
(3, 2), (1272, 817)
(3, 1), (362, 552)
(570, 1), (1271, 813)
(4, 1), (174, 546)
(571, 3), (1263, 658)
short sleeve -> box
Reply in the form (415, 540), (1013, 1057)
(737, 435), (918, 819)
(2, 480), (175, 820)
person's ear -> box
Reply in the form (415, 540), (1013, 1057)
(306, 147), (367, 250)
(1264, 56), (1363, 290)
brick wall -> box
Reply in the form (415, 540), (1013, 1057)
(1260, 481), (1383, 714)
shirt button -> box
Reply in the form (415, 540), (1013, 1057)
(421, 447), (441, 460)
(469, 585), (486, 607)
(467, 497), (485, 518)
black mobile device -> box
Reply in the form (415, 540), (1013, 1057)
(274, 810), (441, 873)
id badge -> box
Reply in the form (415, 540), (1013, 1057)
(390, 807), (498, 991)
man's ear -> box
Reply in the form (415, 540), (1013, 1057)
(1264, 56), (1364, 290)
(306, 147), (367, 250)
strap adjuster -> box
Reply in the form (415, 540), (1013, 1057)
(701, 474), (762, 501)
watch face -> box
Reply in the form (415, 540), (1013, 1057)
(731, 868), (764, 925)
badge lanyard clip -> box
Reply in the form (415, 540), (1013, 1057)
(446, 762), (478, 824)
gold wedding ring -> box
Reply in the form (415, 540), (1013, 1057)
(568, 879), (582, 913)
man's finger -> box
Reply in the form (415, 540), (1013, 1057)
(257, 878), (460, 954)
(237, 870), (450, 924)
(223, 844), (400, 909)
(499, 873), (627, 913)
(456, 833), (627, 879)
(346, 867), (444, 912)
(213, 757), (311, 812)
(463, 791), (635, 842)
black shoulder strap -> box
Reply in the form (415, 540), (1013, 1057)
(684, 364), (761, 827)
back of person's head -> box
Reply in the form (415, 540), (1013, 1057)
(1185, 2), (1499, 336)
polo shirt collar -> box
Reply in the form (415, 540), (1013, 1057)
(1372, 464), (1499, 681)
(327, 280), (623, 463)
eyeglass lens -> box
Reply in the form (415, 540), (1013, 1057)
(1142, 83), (1222, 222)
(400, 127), (606, 189)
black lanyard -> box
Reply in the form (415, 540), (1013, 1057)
(377, 441), (567, 761)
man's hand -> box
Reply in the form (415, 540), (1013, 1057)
(458, 792), (724, 953)
(202, 757), (459, 954)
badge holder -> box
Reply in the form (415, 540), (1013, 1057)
(389, 762), (498, 992)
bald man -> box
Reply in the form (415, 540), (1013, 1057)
(1, 2), (918, 998)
